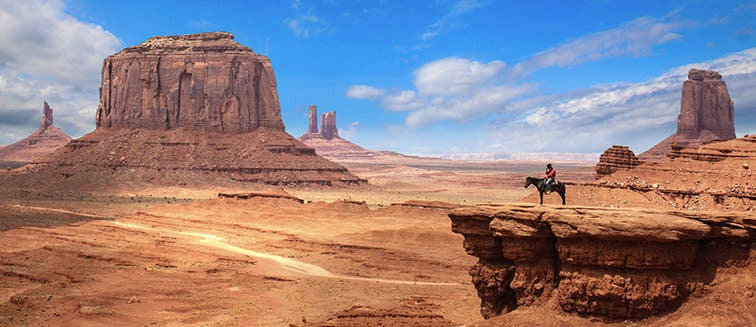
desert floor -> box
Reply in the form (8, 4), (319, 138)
(0, 160), (594, 326)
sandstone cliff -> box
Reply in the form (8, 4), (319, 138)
(641, 69), (736, 161)
(595, 145), (640, 178)
(0, 102), (72, 162)
(96, 32), (284, 133)
(449, 204), (754, 322)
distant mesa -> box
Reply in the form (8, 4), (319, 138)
(1, 32), (364, 189)
(0, 101), (72, 162)
(640, 69), (736, 161)
(595, 145), (640, 178)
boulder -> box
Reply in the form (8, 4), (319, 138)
(595, 145), (640, 178)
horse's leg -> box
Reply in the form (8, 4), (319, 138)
(539, 191), (544, 205)
(560, 190), (566, 205)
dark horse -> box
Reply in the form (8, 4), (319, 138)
(525, 176), (566, 205)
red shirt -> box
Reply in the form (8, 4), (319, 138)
(546, 168), (556, 179)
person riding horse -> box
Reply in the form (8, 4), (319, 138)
(545, 163), (556, 194)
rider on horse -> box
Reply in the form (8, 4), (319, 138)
(545, 163), (556, 193)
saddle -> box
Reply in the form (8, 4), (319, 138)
(543, 178), (559, 185)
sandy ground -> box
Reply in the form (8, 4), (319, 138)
(1, 159), (598, 326)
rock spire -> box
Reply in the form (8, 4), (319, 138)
(640, 69), (737, 161)
(307, 105), (318, 134)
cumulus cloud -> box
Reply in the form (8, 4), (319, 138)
(382, 90), (425, 111)
(406, 84), (533, 127)
(413, 57), (505, 96)
(513, 15), (683, 74)
(349, 13), (691, 128)
(351, 57), (527, 126)
(491, 47), (756, 153)
(0, 0), (121, 145)
(345, 85), (384, 99)
(0, 0), (120, 85)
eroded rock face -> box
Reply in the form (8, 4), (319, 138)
(448, 204), (755, 320)
(641, 69), (736, 161)
(562, 136), (756, 211)
(307, 105), (318, 134)
(595, 145), (640, 178)
(40, 101), (53, 129)
(678, 69), (735, 140)
(0, 102), (72, 162)
(320, 111), (338, 140)
(96, 32), (284, 133)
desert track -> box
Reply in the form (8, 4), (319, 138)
(112, 221), (459, 286)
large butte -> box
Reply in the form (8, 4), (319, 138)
(1, 32), (364, 190)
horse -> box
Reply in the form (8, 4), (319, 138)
(524, 176), (566, 205)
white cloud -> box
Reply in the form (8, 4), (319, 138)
(513, 15), (683, 74)
(413, 57), (505, 96)
(346, 57), (528, 126)
(420, 0), (484, 41)
(406, 84), (533, 127)
(0, 0), (120, 85)
(345, 85), (384, 99)
(284, 15), (325, 38)
(492, 47), (756, 153)
(284, 1), (328, 38)
(338, 121), (359, 139)
(382, 90), (425, 111)
(0, 0), (121, 145)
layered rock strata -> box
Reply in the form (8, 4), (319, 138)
(595, 145), (640, 178)
(641, 69), (736, 161)
(0, 102), (72, 162)
(0, 33), (364, 189)
(555, 135), (756, 211)
(96, 32), (284, 133)
(449, 204), (754, 320)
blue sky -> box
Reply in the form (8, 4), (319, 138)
(0, 0), (754, 154)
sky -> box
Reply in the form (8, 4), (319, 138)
(0, 0), (754, 155)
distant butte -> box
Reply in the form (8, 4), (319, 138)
(0, 102), (72, 162)
(640, 68), (736, 161)
(298, 105), (426, 161)
(0, 32), (364, 189)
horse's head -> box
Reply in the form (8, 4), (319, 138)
(524, 177), (532, 188)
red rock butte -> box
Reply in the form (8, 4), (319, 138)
(96, 32), (284, 133)
(640, 68), (736, 161)
(0, 102), (72, 162)
(1, 32), (364, 190)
